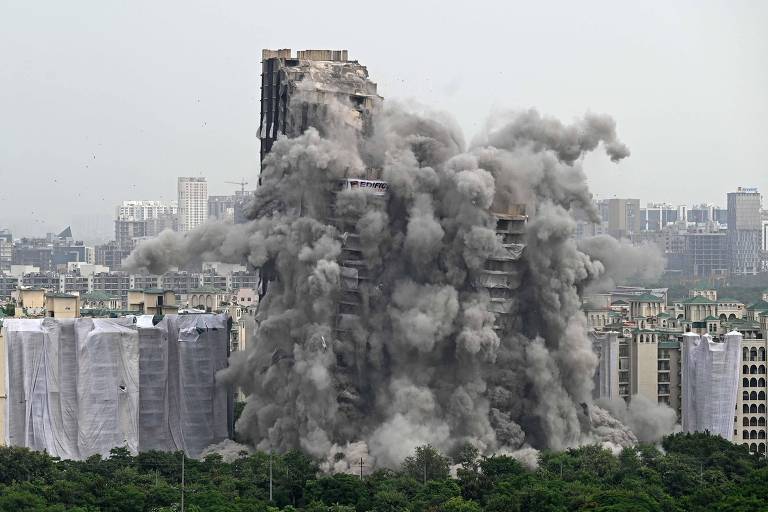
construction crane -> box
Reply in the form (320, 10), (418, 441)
(225, 179), (249, 193)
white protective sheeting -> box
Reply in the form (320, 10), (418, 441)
(3, 314), (230, 459)
(682, 331), (742, 440)
(76, 318), (139, 458)
(138, 314), (230, 457)
(591, 331), (619, 401)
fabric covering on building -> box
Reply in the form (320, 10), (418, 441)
(3, 314), (230, 459)
(682, 331), (742, 440)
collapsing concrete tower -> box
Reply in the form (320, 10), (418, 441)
(259, 49), (382, 164)
(682, 331), (742, 440)
(481, 204), (527, 336)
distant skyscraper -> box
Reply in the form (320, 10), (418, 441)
(684, 232), (729, 277)
(727, 187), (762, 275)
(178, 177), (208, 232)
(762, 219), (768, 252)
(0, 229), (12, 272)
(208, 195), (236, 223)
(605, 198), (640, 239)
(115, 200), (178, 247)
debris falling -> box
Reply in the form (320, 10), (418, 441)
(127, 97), (665, 468)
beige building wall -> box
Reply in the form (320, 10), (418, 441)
(16, 289), (46, 316)
(689, 289), (717, 301)
(631, 333), (659, 402)
(46, 295), (80, 318)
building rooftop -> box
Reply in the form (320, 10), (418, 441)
(611, 299), (628, 306)
(142, 288), (172, 294)
(629, 293), (663, 303)
(747, 300), (768, 311)
(82, 291), (118, 301)
(45, 292), (77, 299)
(683, 296), (716, 304)
(189, 287), (224, 294)
(703, 315), (720, 321)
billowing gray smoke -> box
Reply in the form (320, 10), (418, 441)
(127, 103), (665, 468)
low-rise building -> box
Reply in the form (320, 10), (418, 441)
(45, 293), (80, 318)
(127, 289), (178, 316)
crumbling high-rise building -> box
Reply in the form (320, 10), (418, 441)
(258, 49), (382, 165)
(480, 204), (527, 336)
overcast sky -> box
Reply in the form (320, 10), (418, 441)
(1, 1), (766, 242)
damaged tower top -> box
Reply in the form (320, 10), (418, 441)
(258, 48), (383, 166)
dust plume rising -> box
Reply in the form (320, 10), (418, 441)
(128, 101), (664, 469)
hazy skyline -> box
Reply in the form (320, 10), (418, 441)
(1, 1), (766, 242)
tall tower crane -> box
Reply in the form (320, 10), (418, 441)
(225, 179), (249, 193)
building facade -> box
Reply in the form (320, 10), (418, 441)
(0, 229), (12, 272)
(604, 198), (641, 239)
(727, 188), (762, 275)
(683, 231), (728, 277)
(178, 177), (208, 232)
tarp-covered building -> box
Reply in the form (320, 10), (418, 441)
(1, 314), (231, 459)
(682, 331), (742, 440)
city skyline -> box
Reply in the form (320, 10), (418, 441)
(1, 1), (766, 240)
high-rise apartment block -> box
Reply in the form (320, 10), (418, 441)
(178, 177), (208, 232)
(727, 187), (762, 275)
(601, 198), (640, 239)
(115, 200), (178, 247)
(0, 229), (12, 272)
(683, 231), (729, 277)
(116, 200), (178, 222)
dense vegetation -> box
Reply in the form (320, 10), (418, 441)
(0, 433), (765, 511)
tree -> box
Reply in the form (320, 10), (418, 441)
(438, 496), (481, 512)
(305, 473), (365, 507)
(401, 445), (450, 483)
(371, 490), (409, 512)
